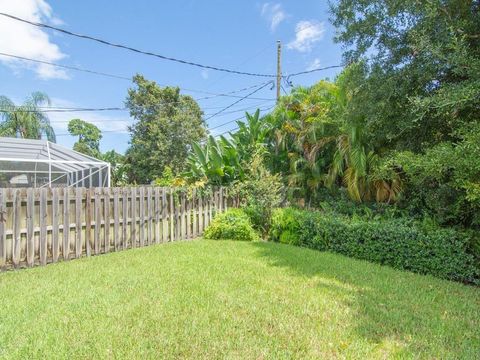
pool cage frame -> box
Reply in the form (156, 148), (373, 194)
(0, 137), (110, 188)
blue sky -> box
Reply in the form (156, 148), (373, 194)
(0, 0), (343, 153)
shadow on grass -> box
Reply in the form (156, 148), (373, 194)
(249, 241), (480, 356)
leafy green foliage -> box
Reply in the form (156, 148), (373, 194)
(203, 209), (259, 241)
(125, 74), (206, 184)
(68, 118), (102, 158)
(270, 208), (479, 284)
(184, 135), (243, 185)
(330, 0), (480, 150)
(0, 92), (55, 141)
(231, 109), (271, 164)
(265, 81), (343, 203)
(101, 150), (127, 186)
(230, 154), (283, 235)
(389, 122), (480, 228)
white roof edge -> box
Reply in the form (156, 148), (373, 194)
(0, 136), (109, 165)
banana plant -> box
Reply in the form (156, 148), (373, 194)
(184, 135), (243, 185)
(232, 109), (271, 162)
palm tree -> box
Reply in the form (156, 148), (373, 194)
(0, 92), (56, 142)
(327, 122), (402, 203)
(269, 82), (342, 203)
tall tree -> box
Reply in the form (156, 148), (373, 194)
(102, 150), (127, 186)
(0, 92), (56, 141)
(330, 0), (480, 150)
(68, 118), (102, 157)
(125, 74), (206, 184)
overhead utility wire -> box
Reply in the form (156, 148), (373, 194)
(0, 13), (276, 78)
(54, 104), (276, 136)
(0, 107), (124, 113)
(208, 104), (275, 131)
(204, 81), (274, 121)
(217, 127), (240, 137)
(0, 101), (274, 119)
(285, 64), (344, 80)
(0, 52), (274, 100)
(0, 52), (131, 80)
(283, 65), (343, 86)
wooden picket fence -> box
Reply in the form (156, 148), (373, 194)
(0, 186), (228, 270)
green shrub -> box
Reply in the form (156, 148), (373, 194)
(230, 155), (283, 236)
(270, 208), (480, 284)
(204, 209), (259, 241)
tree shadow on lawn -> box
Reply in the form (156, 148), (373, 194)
(250, 241), (480, 356)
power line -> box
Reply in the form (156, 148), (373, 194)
(0, 52), (275, 100)
(285, 64), (344, 80)
(0, 101), (274, 119)
(217, 127), (240, 137)
(205, 81), (274, 121)
(54, 105), (276, 137)
(0, 52), (131, 80)
(0, 107), (124, 113)
(204, 43), (272, 90)
(0, 12), (276, 78)
(196, 82), (275, 100)
(208, 104), (275, 131)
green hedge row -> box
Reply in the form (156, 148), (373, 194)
(270, 208), (480, 284)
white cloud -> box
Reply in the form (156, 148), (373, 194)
(287, 20), (325, 52)
(261, 3), (287, 31)
(0, 0), (68, 79)
(306, 58), (321, 71)
(201, 69), (209, 80)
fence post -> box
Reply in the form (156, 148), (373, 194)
(113, 188), (120, 251)
(162, 188), (168, 242)
(169, 188), (175, 242)
(52, 188), (60, 262)
(94, 188), (101, 255)
(131, 187), (137, 248)
(104, 188), (110, 253)
(85, 188), (92, 257)
(39, 188), (47, 266)
(0, 189), (6, 270)
(63, 188), (70, 260)
(122, 188), (128, 249)
(26, 188), (35, 267)
(154, 188), (160, 244)
(75, 188), (83, 258)
(139, 187), (145, 247)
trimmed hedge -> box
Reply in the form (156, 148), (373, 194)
(204, 209), (260, 241)
(270, 208), (480, 284)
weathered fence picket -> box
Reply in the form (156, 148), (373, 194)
(0, 186), (228, 271)
(0, 189), (6, 270)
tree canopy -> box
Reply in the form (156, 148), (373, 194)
(125, 74), (206, 184)
(68, 118), (102, 158)
(330, 0), (480, 150)
(0, 92), (56, 142)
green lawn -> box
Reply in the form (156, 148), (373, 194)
(0, 240), (478, 359)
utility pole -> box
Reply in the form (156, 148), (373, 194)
(276, 40), (282, 103)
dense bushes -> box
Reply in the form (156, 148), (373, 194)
(204, 209), (259, 241)
(270, 208), (479, 284)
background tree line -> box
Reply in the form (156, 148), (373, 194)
(1, 0), (478, 232)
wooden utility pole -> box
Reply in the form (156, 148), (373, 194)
(276, 40), (282, 102)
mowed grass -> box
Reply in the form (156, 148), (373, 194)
(0, 240), (478, 359)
